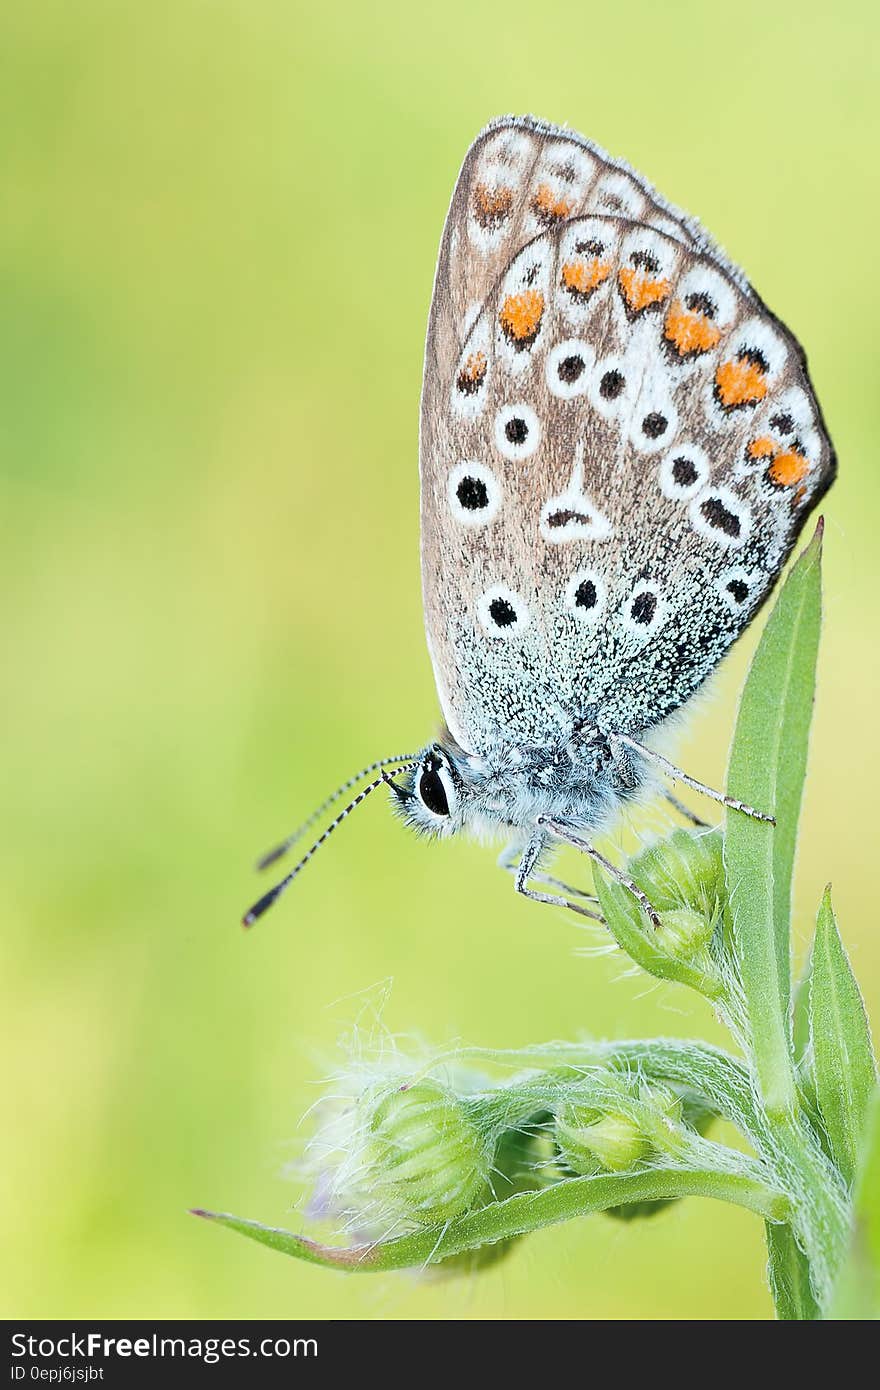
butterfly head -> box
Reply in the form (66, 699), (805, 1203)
(385, 740), (473, 838)
(385, 734), (592, 840)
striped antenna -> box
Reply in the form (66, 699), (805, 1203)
(242, 762), (419, 928)
(255, 752), (421, 870)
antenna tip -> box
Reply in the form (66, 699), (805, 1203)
(241, 879), (287, 929)
(255, 843), (288, 872)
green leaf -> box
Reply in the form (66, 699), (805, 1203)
(724, 522), (823, 1115)
(765, 1222), (820, 1320)
(810, 887), (878, 1185)
(790, 943), (830, 1155)
(191, 1165), (788, 1274)
(828, 1089), (880, 1319)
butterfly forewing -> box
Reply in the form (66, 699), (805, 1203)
(420, 116), (835, 755)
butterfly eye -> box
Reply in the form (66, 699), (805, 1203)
(417, 761), (452, 818)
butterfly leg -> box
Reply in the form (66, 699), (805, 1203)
(537, 817), (663, 929)
(511, 833), (604, 922)
(498, 840), (599, 902)
(611, 734), (775, 824)
(662, 789), (711, 829)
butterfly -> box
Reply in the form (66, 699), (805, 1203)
(243, 114), (835, 929)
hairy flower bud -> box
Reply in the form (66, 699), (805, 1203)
(555, 1101), (650, 1174)
(630, 828), (725, 913)
(433, 1115), (559, 1276)
(358, 1078), (491, 1225)
(627, 829), (725, 963)
(555, 1078), (686, 1176)
(638, 1081), (686, 1153)
(653, 907), (717, 961)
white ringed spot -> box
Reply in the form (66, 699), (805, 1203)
(494, 402), (541, 461)
(621, 581), (666, 636)
(715, 566), (760, 612)
(594, 170), (645, 219)
(631, 396), (678, 454)
(588, 354), (635, 420)
(540, 448), (613, 544)
(546, 339), (595, 399)
(447, 460), (501, 527)
(659, 443), (710, 501)
(689, 486), (752, 549)
(564, 568), (607, 623)
(476, 584), (530, 640)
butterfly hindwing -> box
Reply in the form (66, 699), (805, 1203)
(420, 117), (835, 755)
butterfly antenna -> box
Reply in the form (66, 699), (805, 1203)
(242, 762), (419, 928)
(255, 752), (421, 870)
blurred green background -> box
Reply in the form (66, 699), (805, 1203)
(2, 0), (877, 1321)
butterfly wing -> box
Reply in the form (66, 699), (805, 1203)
(420, 116), (835, 755)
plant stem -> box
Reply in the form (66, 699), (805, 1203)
(437, 1039), (766, 1147)
(762, 1111), (850, 1310)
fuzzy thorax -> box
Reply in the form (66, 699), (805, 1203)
(388, 724), (648, 841)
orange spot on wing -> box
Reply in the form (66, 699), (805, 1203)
(747, 435), (778, 460)
(618, 266), (671, 314)
(769, 451), (810, 487)
(561, 257), (611, 297)
(663, 300), (722, 356)
(461, 350), (486, 380)
(499, 289), (544, 343)
(473, 183), (514, 228)
(715, 356), (768, 409)
(746, 433), (811, 489)
(531, 183), (574, 224)
(456, 350), (487, 394)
